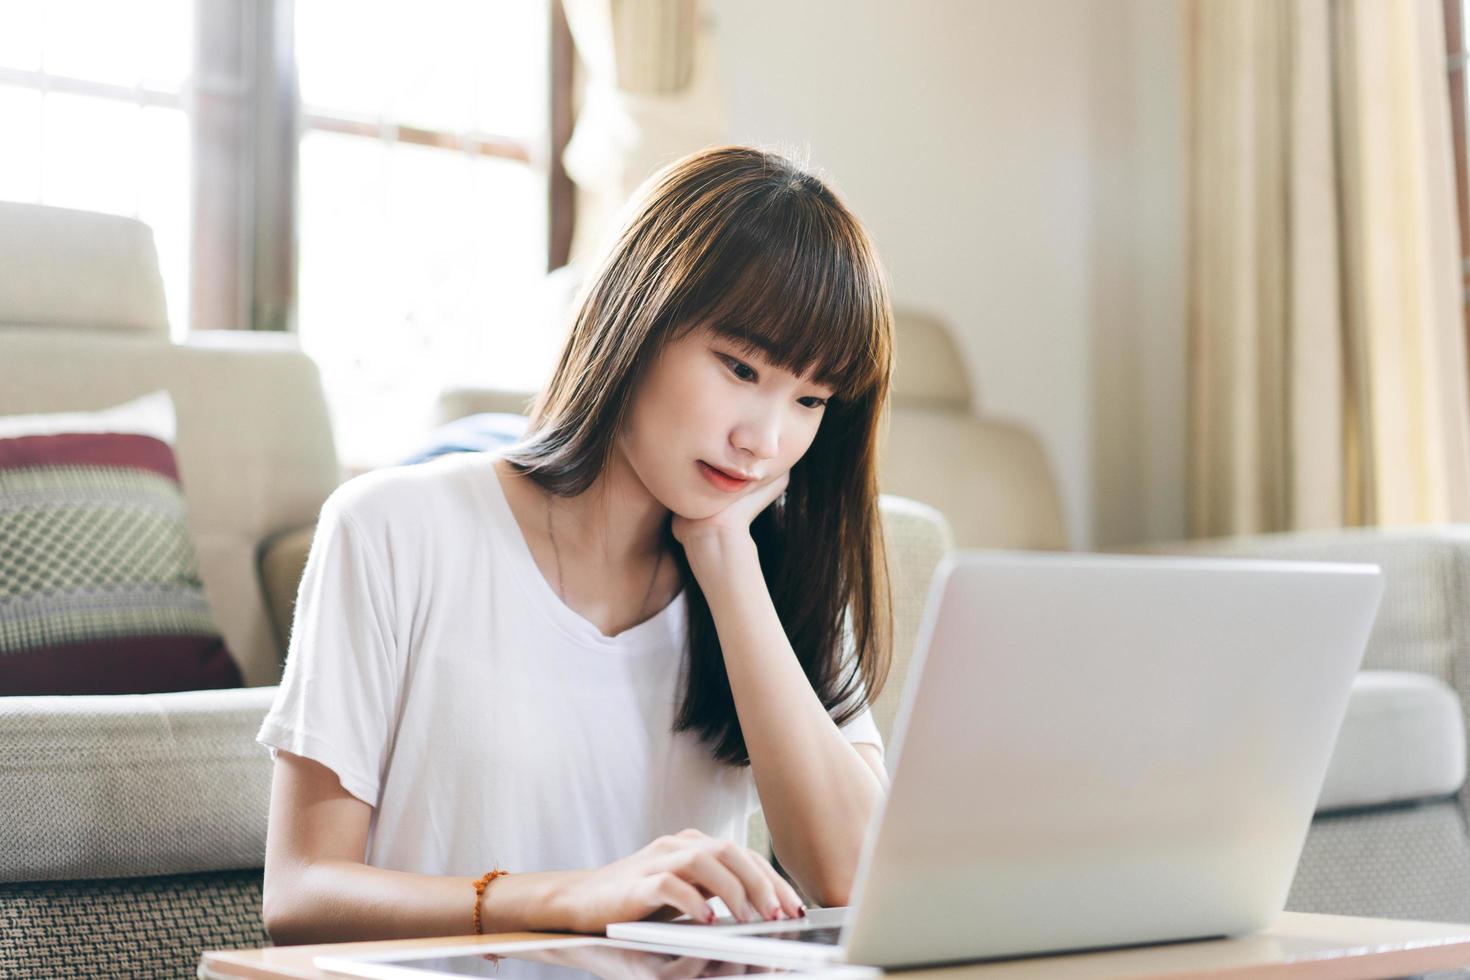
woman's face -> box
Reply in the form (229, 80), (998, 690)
(619, 323), (834, 519)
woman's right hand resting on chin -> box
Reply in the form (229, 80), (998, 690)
(263, 751), (804, 945)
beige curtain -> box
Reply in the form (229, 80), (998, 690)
(1188, 0), (1470, 537)
(560, 0), (728, 262)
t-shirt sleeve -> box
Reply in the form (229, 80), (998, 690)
(834, 611), (884, 756)
(256, 497), (402, 806)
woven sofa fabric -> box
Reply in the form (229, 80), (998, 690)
(0, 393), (241, 695)
(1318, 671), (1466, 811)
(1289, 801), (1470, 923)
(0, 328), (342, 687)
(0, 686), (276, 883)
(0, 867), (268, 979)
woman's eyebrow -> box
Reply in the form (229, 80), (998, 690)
(713, 331), (838, 392)
(719, 333), (779, 361)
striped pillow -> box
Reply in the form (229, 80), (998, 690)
(0, 391), (242, 695)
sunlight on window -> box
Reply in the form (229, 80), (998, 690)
(36, 0), (190, 89)
(295, 0), (554, 469)
(296, 0), (545, 140)
(0, 4), (42, 72)
(0, 88), (42, 200)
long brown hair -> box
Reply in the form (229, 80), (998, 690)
(503, 145), (893, 766)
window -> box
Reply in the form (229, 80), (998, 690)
(0, 1), (194, 337)
(295, 0), (561, 468)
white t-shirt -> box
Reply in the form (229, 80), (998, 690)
(256, 450), (883, 877)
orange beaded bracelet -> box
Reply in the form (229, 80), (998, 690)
(472, 869), (510, 935)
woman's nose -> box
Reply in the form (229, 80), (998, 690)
(732, 406), (781, 460)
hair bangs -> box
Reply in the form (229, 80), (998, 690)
(677, 214), (887, 404)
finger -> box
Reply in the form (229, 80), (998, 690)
(755, 471), (790, 512)
(706, 841), (790, 921)
(746, 848), (805, 918)
(641, 871), (715, 924)
(662, 848), (755, 922)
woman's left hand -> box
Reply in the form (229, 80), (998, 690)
(671, 470), (789, 560)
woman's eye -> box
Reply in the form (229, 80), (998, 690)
(719, 353), (826, 408)
(724, 357), (758, 382)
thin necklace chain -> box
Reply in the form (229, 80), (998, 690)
(545, 491), (665, 623)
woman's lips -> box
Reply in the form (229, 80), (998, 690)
(697, 460), (751, 493)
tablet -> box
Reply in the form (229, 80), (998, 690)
(314, 936), (881, 980)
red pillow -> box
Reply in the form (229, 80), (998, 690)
(0, 392), (242, 695)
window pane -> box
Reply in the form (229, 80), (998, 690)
(298, 129), (551, 467)
(470, 1), (547, 140)
(40, 92), (145, 215)
(297, 0), (546, 141)
(0, 4), (44, 72)
(297, 0), (391, 121)
(0, 87), (43, 200)
(136, 105), (191, 338)
(39, 0), (191, 90)
(379, 1), (475, 134)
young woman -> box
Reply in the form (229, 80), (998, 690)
(258, 145), (896, 945)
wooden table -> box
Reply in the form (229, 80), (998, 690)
(199, 912), (1470, 980)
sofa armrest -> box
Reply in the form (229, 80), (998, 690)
(0, 686), (278, 883)
(258, 523), (316, 662)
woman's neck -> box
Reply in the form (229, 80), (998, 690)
(545, 448), (668, 569)
(494, 450), (678, 637)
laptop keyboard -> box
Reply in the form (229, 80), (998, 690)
(741, 926), (844, 946)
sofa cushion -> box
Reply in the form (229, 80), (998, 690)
(0, 391), (242, 695)
(0, 327), (342, 687)
(1317, 670), (1466, 812)
(0, 685), (277, 882)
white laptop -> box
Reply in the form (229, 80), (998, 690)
(608, 550), (1386, 968)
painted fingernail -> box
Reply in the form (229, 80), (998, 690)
(768, 905), (782, 920)
(703, 908), (716, 924)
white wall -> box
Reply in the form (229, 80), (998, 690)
(709, 0), (1186, 549)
